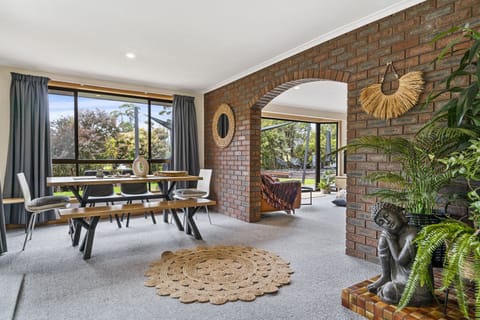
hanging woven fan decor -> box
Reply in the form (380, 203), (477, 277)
(360, 62), (424, 120)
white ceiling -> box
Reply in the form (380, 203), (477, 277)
(0, 0), (424, 103)
(271, 81), (348, 113)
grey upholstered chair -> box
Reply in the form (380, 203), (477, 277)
(173, 169), (212, 224)
(17, 172), (70, 250)
(120, 182), (158, 227)
(83, 170), (123, 228)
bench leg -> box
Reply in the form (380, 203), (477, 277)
(185, 207), (202, 240)
(163, 209), (169, 223)
(72, 218), (83, 246)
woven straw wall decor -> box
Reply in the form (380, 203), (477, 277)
(360, 62), (424, 120)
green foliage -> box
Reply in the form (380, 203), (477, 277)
(344, 127), (466, 213)
(318, 176), (333, 190)
(399, 26), (480, 319)
(442, 137), (480, 228)
(423, 26), (480, 134)
(50, 104), (171, 176)
(317, 170), (335, 190)
(398, 220), (479, 319)
(260, 120), (337, 170)
(50, 116), (75, 158)
(78, 108), (119, 160)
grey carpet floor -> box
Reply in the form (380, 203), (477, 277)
(0, 194), (378, 320)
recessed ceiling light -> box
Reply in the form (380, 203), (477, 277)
(126, 53), (136, 59)
(294, 86), (301, 90)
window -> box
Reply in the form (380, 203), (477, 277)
(49, 88), (172, 177)
(260, 118), (338, 189)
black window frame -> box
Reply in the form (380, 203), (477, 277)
(260, 117), (339, 189)
(48, 86), (172, 176)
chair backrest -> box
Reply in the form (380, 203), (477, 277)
(120, 183), (148, 195)
(83, 170), (114, 197)
(17, 172), (32, 203)
(196, 169), (212, 197)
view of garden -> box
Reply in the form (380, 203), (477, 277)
(260, 118), (338, 188)
(48, 90), (172, 178)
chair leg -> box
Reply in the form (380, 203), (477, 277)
(150, 211), (156, 224)
(182, 208), (187, 228)
(114, 214), (122, 228)
(205, 206), (212, 224)
(29, 215), (38, 240)
(126, 213), (131, 228)
(22, 212), (36, 251)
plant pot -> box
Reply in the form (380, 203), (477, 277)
(320, 189), (330, 194)
(406, 211), (446, 268)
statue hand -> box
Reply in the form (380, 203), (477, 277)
(381, 230), (397, 240)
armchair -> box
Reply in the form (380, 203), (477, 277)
(260, 174), (301, 214)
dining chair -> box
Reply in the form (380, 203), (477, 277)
(173, 169), (213, 224)
(117, 168), (162, 227)
(120, 182), (158, 227)
(16, 172), (70, 250)
(83, 170), (122, 228)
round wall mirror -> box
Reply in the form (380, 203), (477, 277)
(217, 114), (229, 138)
(212, 103), (235, 148)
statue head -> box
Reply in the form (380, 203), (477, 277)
(371, 202), (407, 233)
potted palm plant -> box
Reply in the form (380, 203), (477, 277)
(397, 26), (480, 318)
(345, 127), (465, 216)
(318, 172), (334, 194)
(345, 127), (466, 267)
(398, 138), (480, 319)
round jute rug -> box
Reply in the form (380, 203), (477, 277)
(144, 245), (294, 305)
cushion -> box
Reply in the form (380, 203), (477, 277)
(332, 189), (347, 207)
(27, 195), (70, 211)
(332, 198), (347, 207)
(174, 189), (207, 199)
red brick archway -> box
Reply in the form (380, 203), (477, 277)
(247, 70), (350, 222)
(249, 70), (350, 110)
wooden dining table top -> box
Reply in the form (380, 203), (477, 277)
(46, 174), (201, 187)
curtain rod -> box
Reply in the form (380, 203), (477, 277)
(48, 80), (173, 101)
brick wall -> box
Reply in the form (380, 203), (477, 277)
(204, 0), (480, 261)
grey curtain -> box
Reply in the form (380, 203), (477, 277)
(3, 73), (55, 224)
(171, 95), (200, 188)
(0, 181), (6, 254)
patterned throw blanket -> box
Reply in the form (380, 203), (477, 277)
(261, 174), (300, 213)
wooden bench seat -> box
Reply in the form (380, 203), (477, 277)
(59, 199), (215, 219)
(60, 198), (216, 259)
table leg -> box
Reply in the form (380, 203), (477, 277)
(169, 209), (184, 231)
(161, 181), (177, 223)
(82, 216), (100, 260)
(185, 207), (202, 240)
(68, 186), (84, 205)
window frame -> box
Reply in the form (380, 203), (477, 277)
(261, 117), (339, 189)
(48, 86), (173, 176)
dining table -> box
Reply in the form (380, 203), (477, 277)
(47, 174), (202, 238)
(47, 174), (210, 258)
(47, 174), (201, 206)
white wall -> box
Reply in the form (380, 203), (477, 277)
(0, 65), (205, 184)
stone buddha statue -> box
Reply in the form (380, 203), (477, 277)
(367, 202), (433, 306)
